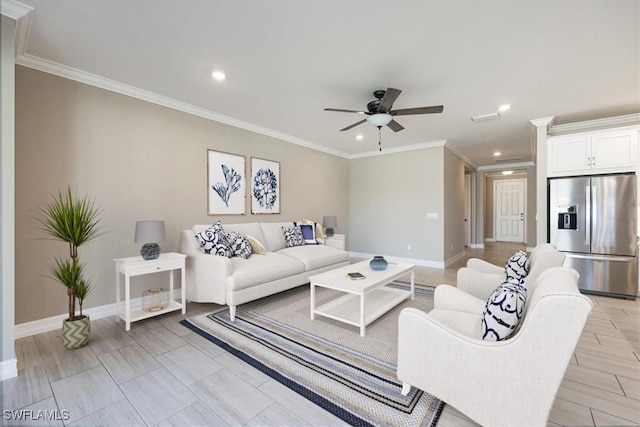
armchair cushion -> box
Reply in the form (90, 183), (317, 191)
(481, 278), (527, 341)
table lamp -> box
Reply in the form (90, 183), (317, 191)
(135, 220), (166, 260)
(323, 216), (337, 237)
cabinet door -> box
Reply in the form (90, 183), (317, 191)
(548, 135), (591, 176)
(590, 130), (637, 173)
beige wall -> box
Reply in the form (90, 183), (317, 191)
(348, 146), (445, 262)
(443, 147), (466, 261)
(15, 67), (348, 324)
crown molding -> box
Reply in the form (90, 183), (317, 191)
(347, 140), (447, 159)
(15, 53), (353, 159)
(529, 116), (555, 128)
(444, 140), (478, 170)
(0, 0), (32, 20)
(548, 113), (640, 136)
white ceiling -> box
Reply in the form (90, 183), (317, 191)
(13, 0), (640, 167)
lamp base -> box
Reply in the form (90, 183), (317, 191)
(141, 243), (160, 260)
(325, 228), (334, 237)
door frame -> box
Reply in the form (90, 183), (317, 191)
(493, 178), (527, 243)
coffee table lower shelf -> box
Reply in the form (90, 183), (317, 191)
(313, 286), (410, 336)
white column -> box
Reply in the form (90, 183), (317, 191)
(530, 117), (555, 246)
(1, 1), (33, 380)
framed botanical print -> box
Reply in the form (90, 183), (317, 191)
(251, 157), (280, 214)
(207, 150), (246, 215)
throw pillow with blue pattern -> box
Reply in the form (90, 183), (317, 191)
(282, 225), (306, 247)
(194, 221), (231, 257)
(505, 250), (529, 281)
(226, 231), (252, 259)
(481, 278), (527, 341)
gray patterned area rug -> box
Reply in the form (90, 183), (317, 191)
(180, 282), (444, 427)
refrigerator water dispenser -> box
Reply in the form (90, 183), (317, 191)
(557, 205), (577, 230)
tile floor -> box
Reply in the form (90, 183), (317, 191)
(3, 242), (640, 426)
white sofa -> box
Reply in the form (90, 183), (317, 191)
(180, 221), (349, 320)
(397, 267), (593, 427)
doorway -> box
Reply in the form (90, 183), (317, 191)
(494, 179), (526, 243)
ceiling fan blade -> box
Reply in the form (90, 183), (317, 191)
(377, 88), (402, 113)
(340, 119), (367, 131)
(387, 119), (404, 132)
(324, 108), (367, 114)
(391, 105), (444, 116)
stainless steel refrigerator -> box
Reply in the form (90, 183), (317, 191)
(548, 173), (637, 299)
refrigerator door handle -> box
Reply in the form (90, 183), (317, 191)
(585, 185), (591, 246)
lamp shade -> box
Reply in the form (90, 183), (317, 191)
(366, 113), (392, 127)
(322, 216), (337, 229)
(134, 221), (166, 243)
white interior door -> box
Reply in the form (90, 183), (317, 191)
(464, 175), (471, 247)
(494, 179), (526, 243)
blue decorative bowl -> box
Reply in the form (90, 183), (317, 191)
(369, 256), (388, 271)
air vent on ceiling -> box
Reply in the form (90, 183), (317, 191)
(471, 112), (500, 122)
(495, 157), (522, 163)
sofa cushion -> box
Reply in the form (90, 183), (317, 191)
(226, 231), (252, 259)
(505, 250), (529, 281)
(277, 244), (349, 271)
(194, 221), (231, 257)
(283, 225), (306, 247)
(260, 222), (294, 252)
(226, 253), (305, 291)
(481, 278), (527, 341)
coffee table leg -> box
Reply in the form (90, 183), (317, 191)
(310, 282), (316, 320)
(360, 293), (365, 337)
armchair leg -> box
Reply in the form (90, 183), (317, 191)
(229, 305), (236, 321)
(401, 382), (411, 396)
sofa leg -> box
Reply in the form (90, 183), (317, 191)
(229, 305), (236, 321)
(401, 382), (411, 396)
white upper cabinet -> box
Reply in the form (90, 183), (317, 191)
(548, 128), (638, 177)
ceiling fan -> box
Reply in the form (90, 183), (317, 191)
(324, 87), (444, 137)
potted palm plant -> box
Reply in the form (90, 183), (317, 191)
(37, 188), (103, 349)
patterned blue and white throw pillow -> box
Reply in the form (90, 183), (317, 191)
(282, 225), (306, 247)
(194, 221), (231, 257)
(298, 223), (318, 245)
(226, 231), (252, 259)
(505, 250), (529, 281)
(481, 278), (527, 341)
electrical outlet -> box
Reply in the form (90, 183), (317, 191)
(450, 243), (454, 250)
(407, 244), (412, 250)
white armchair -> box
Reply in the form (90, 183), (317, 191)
(397, 267), (592, 427)
(456, 243), (566, 300)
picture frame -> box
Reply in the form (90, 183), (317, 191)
(207, 149), (246, 215)
(251, 157), (280, 214)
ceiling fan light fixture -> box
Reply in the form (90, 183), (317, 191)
(367, 113), (392, 127)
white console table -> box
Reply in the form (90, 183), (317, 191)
(114, 252), (186, 331)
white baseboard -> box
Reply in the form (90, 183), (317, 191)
(14, 289), (182, 339)
(485, 238), (496, 242)
(349, 252), (445, 269)
(469, 243), (485, 249)
(444, 251), (466, 267)
(1, 358), (18, 381)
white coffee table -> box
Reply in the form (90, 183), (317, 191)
(309, 260), (415, 336)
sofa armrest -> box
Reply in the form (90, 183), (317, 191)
(180, 230), (231, 304)
(456, 267), (503, 300)
(434, 284), (486, 313)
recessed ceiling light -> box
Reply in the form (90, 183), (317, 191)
(356, 134), (364, 140)
(502, 170), (514, 175)
(498, 104), (511, 112)
(494, 151), (501, 157)
(211, 70), (226, 81)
